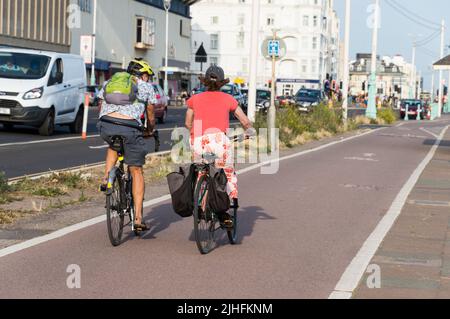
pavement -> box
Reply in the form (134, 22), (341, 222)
(354, 125), (450, 299)
(0, 117), (449, 298)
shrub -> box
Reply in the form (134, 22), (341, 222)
(377, 108), (397, 124)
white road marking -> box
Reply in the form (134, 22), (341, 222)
(329, 125), (449, 300)
(378, 133), (427, 139)
(420, 127), (439, 139)
(0, 126), (181, 148)
(0, 134), (101, 147)
(89, 144), (109, 149)
(344, 157), (379, 162)
(0, 128), (383, 259)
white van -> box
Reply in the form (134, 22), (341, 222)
(0, 48), (87, 136)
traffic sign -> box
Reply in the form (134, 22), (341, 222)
(80, 35), (93, 64)
(261, 37), (286, 61)
(268, 40), (280, 57)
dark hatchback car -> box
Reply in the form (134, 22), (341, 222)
(294, 89), (325, 113)
(400, 99), (426, 120)
(241, 88), (271, 112)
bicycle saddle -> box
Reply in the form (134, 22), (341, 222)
(111, 136), (125, 153)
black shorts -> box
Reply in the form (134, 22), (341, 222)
(97, 117), (151, 167)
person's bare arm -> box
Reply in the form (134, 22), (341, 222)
(234, 107), (252, 130)
(143, 103), (156, 137)
(185, 108), (194, 131)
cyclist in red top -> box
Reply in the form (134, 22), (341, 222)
(185, 66), (254, 225)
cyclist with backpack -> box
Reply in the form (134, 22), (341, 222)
(185, 65), (255, 226)
(97, 59), (157, 232)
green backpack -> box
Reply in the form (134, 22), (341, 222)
(104, 72), (138, 105)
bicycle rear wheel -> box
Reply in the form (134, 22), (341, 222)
(106, 176), (125, 246)
(227, 205), (238, 245)
(193, 175), (215, 254)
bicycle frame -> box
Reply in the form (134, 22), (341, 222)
(106, 140), (135, 232)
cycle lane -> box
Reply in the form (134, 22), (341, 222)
(0, 120), (447, 298)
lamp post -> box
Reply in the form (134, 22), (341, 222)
(366, 0), (380, 119)
(164, 0), (171, 97)
(342, 0), (351, 122)
(247, 0), (261, 123)
(90, 0), (97, 86)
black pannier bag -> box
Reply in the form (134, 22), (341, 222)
(207, 167), (230, 214)
(167, 164), (196, 218)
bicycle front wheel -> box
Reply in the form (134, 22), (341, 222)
(193, 175), (215, 255)
(106, 177), (125, 247)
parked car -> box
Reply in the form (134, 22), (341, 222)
(220, 83), (246, 112)
(86, 85), (100, 107)
(241, 88), (272, 112)
(151, 83), (169, 124)
(0, 48), (86, 136)
(294, 89), (325, 113)
(277, 95), (296, 108)
(400, 99), (426, 120)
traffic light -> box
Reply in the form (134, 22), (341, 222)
(362, 81), (366, 91)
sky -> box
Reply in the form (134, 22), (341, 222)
(333, 0), (450, 91)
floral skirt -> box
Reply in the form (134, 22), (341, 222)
(191, 132), (238, 199)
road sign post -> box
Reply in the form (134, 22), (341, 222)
(262, 33), (286, 151)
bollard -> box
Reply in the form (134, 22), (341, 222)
(416, 106), (421, 122)
(82, 93), (90, 140)
(405, 104), (409, 121)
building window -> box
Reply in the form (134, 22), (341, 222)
(301, 36), (308, 50)
(136, 16), (155, 48)
(267, 17), (275, 26)
(313, 16), (318, 27)
(303, 15), (309, 27)
(180, 19), (190, 38)
(301, 59), (308, 73)
(210, 34), (219, 50)
(238, 0), (246, 3)
(211, 16), (219, 25)
(237, 31), (245, 49)
(312, 37), (318, 50)
(238, 14), (245, 25)
(210, 57), (219, 66)
(78, 0), (91, 13)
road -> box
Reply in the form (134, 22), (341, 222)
(0, 107), (188, 178)
(0, 106), (368, 179)
(0, 118), (448, 298)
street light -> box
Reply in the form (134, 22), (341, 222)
(90, 0), (97, 86)
(164, 0), (171, 97)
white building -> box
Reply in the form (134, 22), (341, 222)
(190, 0), (340, 96)
(349, 53), (421, 100)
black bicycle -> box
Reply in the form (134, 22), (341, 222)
(193, 159), (239, 255)
(192, 135), (250, 255)
(105, 136), (136, 246)
(104, 131), (160, 246)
